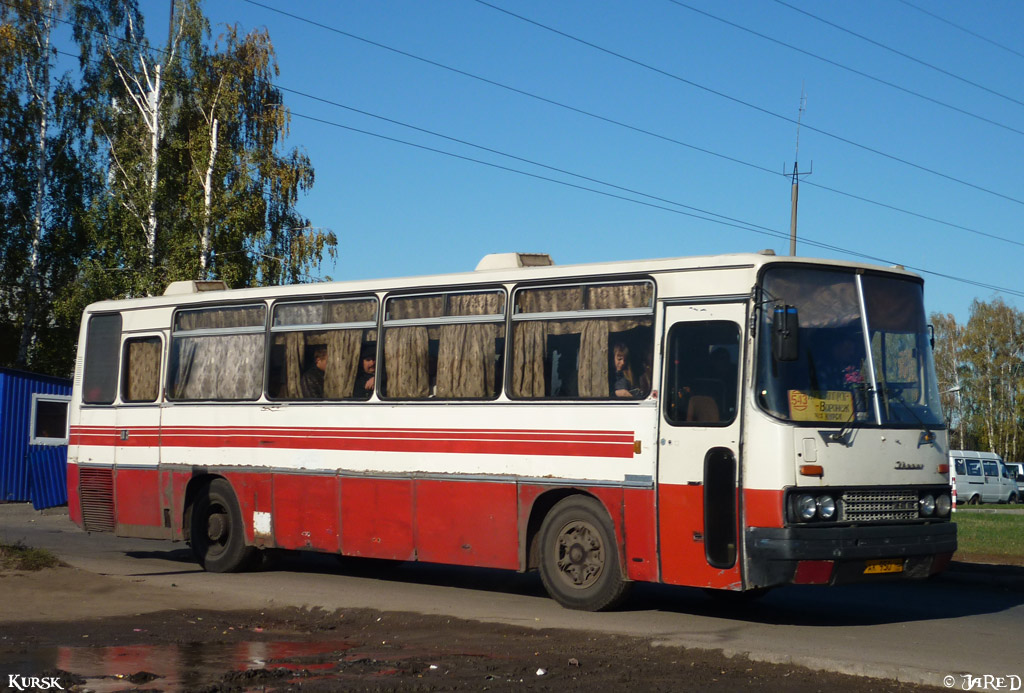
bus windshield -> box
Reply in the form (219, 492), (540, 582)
(756, 266), (943, 428)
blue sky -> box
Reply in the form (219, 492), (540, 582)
(142, 0), (1024, 322)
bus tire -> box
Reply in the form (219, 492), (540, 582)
(538, 496), (630, 611)
(190, 478), (256, 573)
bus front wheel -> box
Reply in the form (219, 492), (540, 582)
(538, 496), (630, 611)
(190, 478), (256, 573)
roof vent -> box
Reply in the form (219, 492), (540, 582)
(475, 252), (554, 271)
(163, 280), (229, 296)
(759, 249), (776, 256)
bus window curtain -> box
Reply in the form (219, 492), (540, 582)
(512, 321), (547, 397)
(325, 329), (361, 398)
(384, 326), (430, 398)
(436, 323), (498, 398)
(578, 320), (610, 397)
(284, 332), (305, 399)
(127, 339), (160, 401)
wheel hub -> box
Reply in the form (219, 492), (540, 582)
(555, 520), (604, 589)
(207, 512), (227, 542)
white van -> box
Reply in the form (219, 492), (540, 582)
(1005, 462), (1024, 499)
(949, 450), (1020, 505)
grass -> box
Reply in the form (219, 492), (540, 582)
(0, 541), (62, 571)
(953, 510), (1024, 565)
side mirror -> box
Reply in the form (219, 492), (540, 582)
(772, 305), (799, 362)
(927, 324), (935, 350)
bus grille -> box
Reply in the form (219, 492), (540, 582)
(79, 468), (115, 533)
(840, 490), (919, 522)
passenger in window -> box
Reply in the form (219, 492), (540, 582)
(301, 346), (327, 398)
(612, 342), (642, 398)
(354, 343), (376, 399)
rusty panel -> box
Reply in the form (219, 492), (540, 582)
(623, 487), (659, 582)
(341, 477), (414, 560)
(414, 479), (518, 570)
(659, 483), (742, 589)
(272, 473), (341, 553)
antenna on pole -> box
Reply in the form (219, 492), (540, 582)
(788, 84), (812, 256)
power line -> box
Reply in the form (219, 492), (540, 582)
(235, 0), (1024, 250)
(771, 0), (1024, 109)
(11, 3), (1024, 297)
(15, 0), (1024, 252)
(897, 0), (1024, 61)
(667, 0), (1024, 138)
(472, 0), (1024, 208)
(283, 107), (1024, 299)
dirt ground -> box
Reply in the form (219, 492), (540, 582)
(0, 564), (944, 693)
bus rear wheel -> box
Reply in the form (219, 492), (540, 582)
(191, 478), (256, 573)
(538, 496), (630, 611)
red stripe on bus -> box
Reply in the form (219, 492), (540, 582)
(69, 425), (636, 458)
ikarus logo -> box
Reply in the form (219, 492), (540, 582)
(895, 460), (924, 470)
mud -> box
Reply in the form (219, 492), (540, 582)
(1, 599), (940, 692)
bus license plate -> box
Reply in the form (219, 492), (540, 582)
(863, 559), (903, 575)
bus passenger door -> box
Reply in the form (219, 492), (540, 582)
(657, 302), (745, 589)
(114, 334), (167, 538)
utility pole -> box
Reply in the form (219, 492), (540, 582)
(788, 86), (812, 256)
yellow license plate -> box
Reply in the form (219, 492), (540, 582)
(863, 559), (904, 575)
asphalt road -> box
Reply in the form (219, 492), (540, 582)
(2, 503), (1022, 689)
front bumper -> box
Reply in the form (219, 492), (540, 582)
(744, 521), (957, 588)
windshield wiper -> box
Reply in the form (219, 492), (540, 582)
(883, 386), (937, 442)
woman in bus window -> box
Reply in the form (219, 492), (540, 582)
(612, 342), (641, 398)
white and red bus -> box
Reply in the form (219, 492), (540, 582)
(67, 251), (955, 610)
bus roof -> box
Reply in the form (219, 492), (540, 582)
(81, 251), (921, 314)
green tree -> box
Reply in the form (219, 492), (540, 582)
(0, 0), (93, 375)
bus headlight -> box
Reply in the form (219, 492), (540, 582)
(935, 494), (952, 517)
(816, 495), (836, 520)
(797, 494), (817, 520)
(919, 494), (936, 517)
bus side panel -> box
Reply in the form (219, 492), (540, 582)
(623, 488), (658, 582)
(414, 479), (518, 570)
(115, 467), (167, 538)
(658, 483), (742, 589)
(340, 477), (415, 560)
(272, 473), (342, 553)
(222, 471), (273, 546)
(744, 488), (785, 528)
(161, 468), (191, 541)
(67, 462), (82, 526)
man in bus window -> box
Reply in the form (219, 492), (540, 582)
(301, 346), (327, 398)
(353, 343), (376, 399)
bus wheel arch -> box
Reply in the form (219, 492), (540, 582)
(535, 494), (631, 611)
(188, 476), (256, 573)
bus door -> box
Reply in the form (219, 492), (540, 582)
(657, 301), (745, 588)
(114, 334), (167, 537)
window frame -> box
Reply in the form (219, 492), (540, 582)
(267, 295), (380, 402)
(82, 312), (123, 405)
(662, 319), (742, 427)
(120, 335), (164, 404)
(166, 302), (268, 402)
(508, 278), (656, 401)
(380, 287), (507, 401)
(29, 393), (71, 446)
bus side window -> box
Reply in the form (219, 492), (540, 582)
(121, 336), (162, 403)
(663, 321), (740, 426)
(268, 298), (378, 401)
(966, 460), (982, 477)
(381, 291), (504, 400)
(509, 281), (654, 400)
(954, 459), (966, 476)
(83, 313), (123, 404)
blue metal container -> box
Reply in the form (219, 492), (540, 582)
(0, 368), (72, 509)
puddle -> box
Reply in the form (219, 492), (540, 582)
(20, 639), (359, 692)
